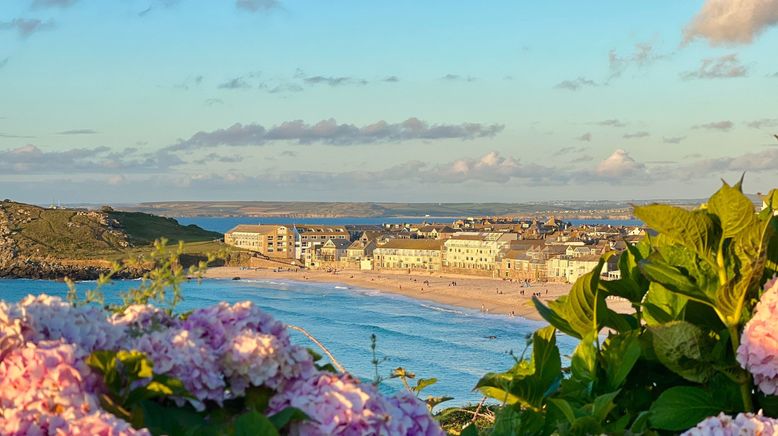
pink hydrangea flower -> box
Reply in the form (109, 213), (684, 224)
(0, 341), (146, 435)
(0, 341), (101, 416)
(682, 411), (777, 435)
(130, 328), (226, 409)
(183, 301), (314, 394)
(183, 301), (289, 352)
(16, 295), (125, 356)
(386, 391), (446, 436)
(2, 409), (149, 436)
(110, 304), (177, 333)
(0, 301), (24, 360)
(269, 372), (443, 436)
(222, 330), (315, 395)
(738, 279), (778, 395)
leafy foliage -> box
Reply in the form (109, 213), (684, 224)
(472, 181), (778, 434)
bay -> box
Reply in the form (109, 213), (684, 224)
(179, 216), (641, 234)
(0, 277), (576, 406)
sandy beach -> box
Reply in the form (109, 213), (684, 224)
(205, 266), (633, 322)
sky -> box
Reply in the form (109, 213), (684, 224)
(1, 0), (777, 204)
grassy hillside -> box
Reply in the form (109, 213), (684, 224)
(108, 211), (221, 246)
(0, 201), (222, 261)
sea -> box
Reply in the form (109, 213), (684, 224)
(0, 277), (577, 406)
(178, 216), (642, 234)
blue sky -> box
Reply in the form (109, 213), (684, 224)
(1, 0), (777, 204)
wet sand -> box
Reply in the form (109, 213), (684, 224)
(205, 266), (633, 322)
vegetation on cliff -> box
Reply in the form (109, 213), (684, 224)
(0, 200), (225, 278)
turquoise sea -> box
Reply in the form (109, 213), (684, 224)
(0, 277), (576, 406)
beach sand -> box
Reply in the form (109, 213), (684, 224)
(205, 266), (633, 322)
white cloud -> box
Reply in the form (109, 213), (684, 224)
(595, 149), (645, 178)
(685, 0), (778, 45)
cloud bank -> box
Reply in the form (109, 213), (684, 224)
(169, 118), (505, 150)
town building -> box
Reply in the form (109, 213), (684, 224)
(294, 225), (350, 259)
(373, 239), (444, 271)
(546, 253), (604, 283)
(442, 232), (518, 276)
(224, 225), (295, 258)
(318, 238), (352, 262)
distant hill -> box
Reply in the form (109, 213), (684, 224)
(0, 200), (223, 279)
(124, 199), (737, 220)
(126, 200), (650, 219)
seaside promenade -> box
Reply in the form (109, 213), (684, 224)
(205, 266), (633, 321)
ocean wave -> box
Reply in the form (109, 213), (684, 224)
(334, 286), (349, 290)
(419, 303), (468, 316)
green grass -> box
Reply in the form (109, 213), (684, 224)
(109, 211), (221, 246)
(1, 202), (225, 262)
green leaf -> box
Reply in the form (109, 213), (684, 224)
(116, 350), (154, 381)
(630, 411), (651, 434)
(708, 181), (758, 239)
(460, 423), (479, 436)
(718, 219), (772, 327)
(414, 377), (437, 393)
(642, 282), (688, 326)
(475, 326), (560, 410)
(137, 400), (207, 436)
(601, 331), (641, 389)
(600, 241), (650, 304)
(639, 257), (715, 307)
(567, 257), (609, 338)
(268, 407), (308, 431)
(425, 396), (454, 412)
(547, 398), (577, 425)
(633, 204), (716, 261)
(650, 321), (716, 383)
(234, 411), (279, 436)
(649, 386), (723, 431)
(570, 333), (597, 387)
(491, 407), (522, 435)
(591, 390), (620, 423)
(532, 296), (577, 338)
(476, 386), (520, 405)
(534, 256), (610, 339)
(245, 386), (274, 413)
(86, 350), (121, 393)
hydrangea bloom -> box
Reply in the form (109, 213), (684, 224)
(183, 301), (288, 352)
(682, 411), (777, 435)
(184, 301), (314, 394)
(130, 328), (225, 409)
(738, 278), (778, 395)
(2, 409), (149, 436)
(386, 391), (446, 436)
(0, 301), (23, 360)
(222, 330), (314, 395)
(16, 295), (125, 356)
(111, 304), (177, 333)
(269, 372), (444, 436)
(0, 341), (100, 415)
(0, 341), (146, 435)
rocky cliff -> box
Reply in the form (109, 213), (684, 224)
(0, 200), (221, 280)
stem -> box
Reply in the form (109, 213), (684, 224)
(288, 324), (346, 373)
(728, 325), (753, 412)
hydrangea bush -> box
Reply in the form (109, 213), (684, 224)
(468, 182), (778, 435)
(0, 295), (444, 435)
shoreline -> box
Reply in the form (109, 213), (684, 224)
(205, 266), (632, 322)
